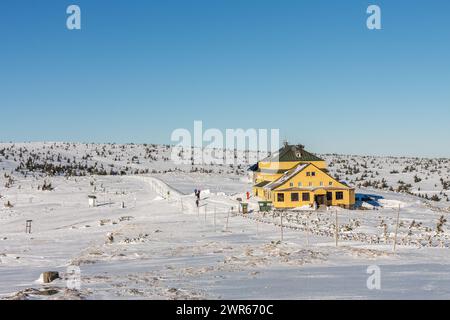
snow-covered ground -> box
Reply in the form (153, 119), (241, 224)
(1, 142), (450, 299)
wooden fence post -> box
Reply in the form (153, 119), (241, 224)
(393, 204), (401, 252)
(26, 220), (32, 234)
(280, 211), (284, 242)
(335, 210), (339, 247)
(226, 208), (231, 231)
(214, 207), (216, 232)
(306, 212), (310, 246)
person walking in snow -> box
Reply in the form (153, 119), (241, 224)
(195, 198), (199, 208)
(194, 189), (200, 200)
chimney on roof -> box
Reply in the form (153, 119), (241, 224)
(293, 144), (305, 158)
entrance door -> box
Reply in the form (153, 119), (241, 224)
(326, 192), (333, 205)
(315, 195), (326, 206)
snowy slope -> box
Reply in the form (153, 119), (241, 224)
(1, 142), (450, 299)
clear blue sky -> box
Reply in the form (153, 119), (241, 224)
(1, 0), (449, 157)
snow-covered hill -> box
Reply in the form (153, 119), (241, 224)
(1, 142), (449, 202)
(1, 142), (450, 299)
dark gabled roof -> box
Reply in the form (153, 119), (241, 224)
(254, 181), (270, 188)
(261, 143), (324, 163)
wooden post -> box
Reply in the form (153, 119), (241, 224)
(280, 211), (284, 242)
(393, 204), (401, 252)
(306, 213), (310, 246)
(214, 207), (217, 232)
(25, 220), (32, 234)
(335, 210), (339, 247)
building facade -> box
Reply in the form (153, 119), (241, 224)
(251, 143), (355, 209)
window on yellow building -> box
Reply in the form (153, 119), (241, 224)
(306, 172), (311, 176)
(298, 182), (302, 187)
(336, 192), (344, 200)
(277, 193), (285, 202)
(309, 182), (313, 187)
(329, 181), (333, 186)
(291, 193), (299, 202)
(320, 181), (323, 186)
(302, 192), (310, 201)
(311, 172), (316, 176)
(290, 182), (294, 187)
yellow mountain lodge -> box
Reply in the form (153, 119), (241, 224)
(250, 143), (355, 209)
